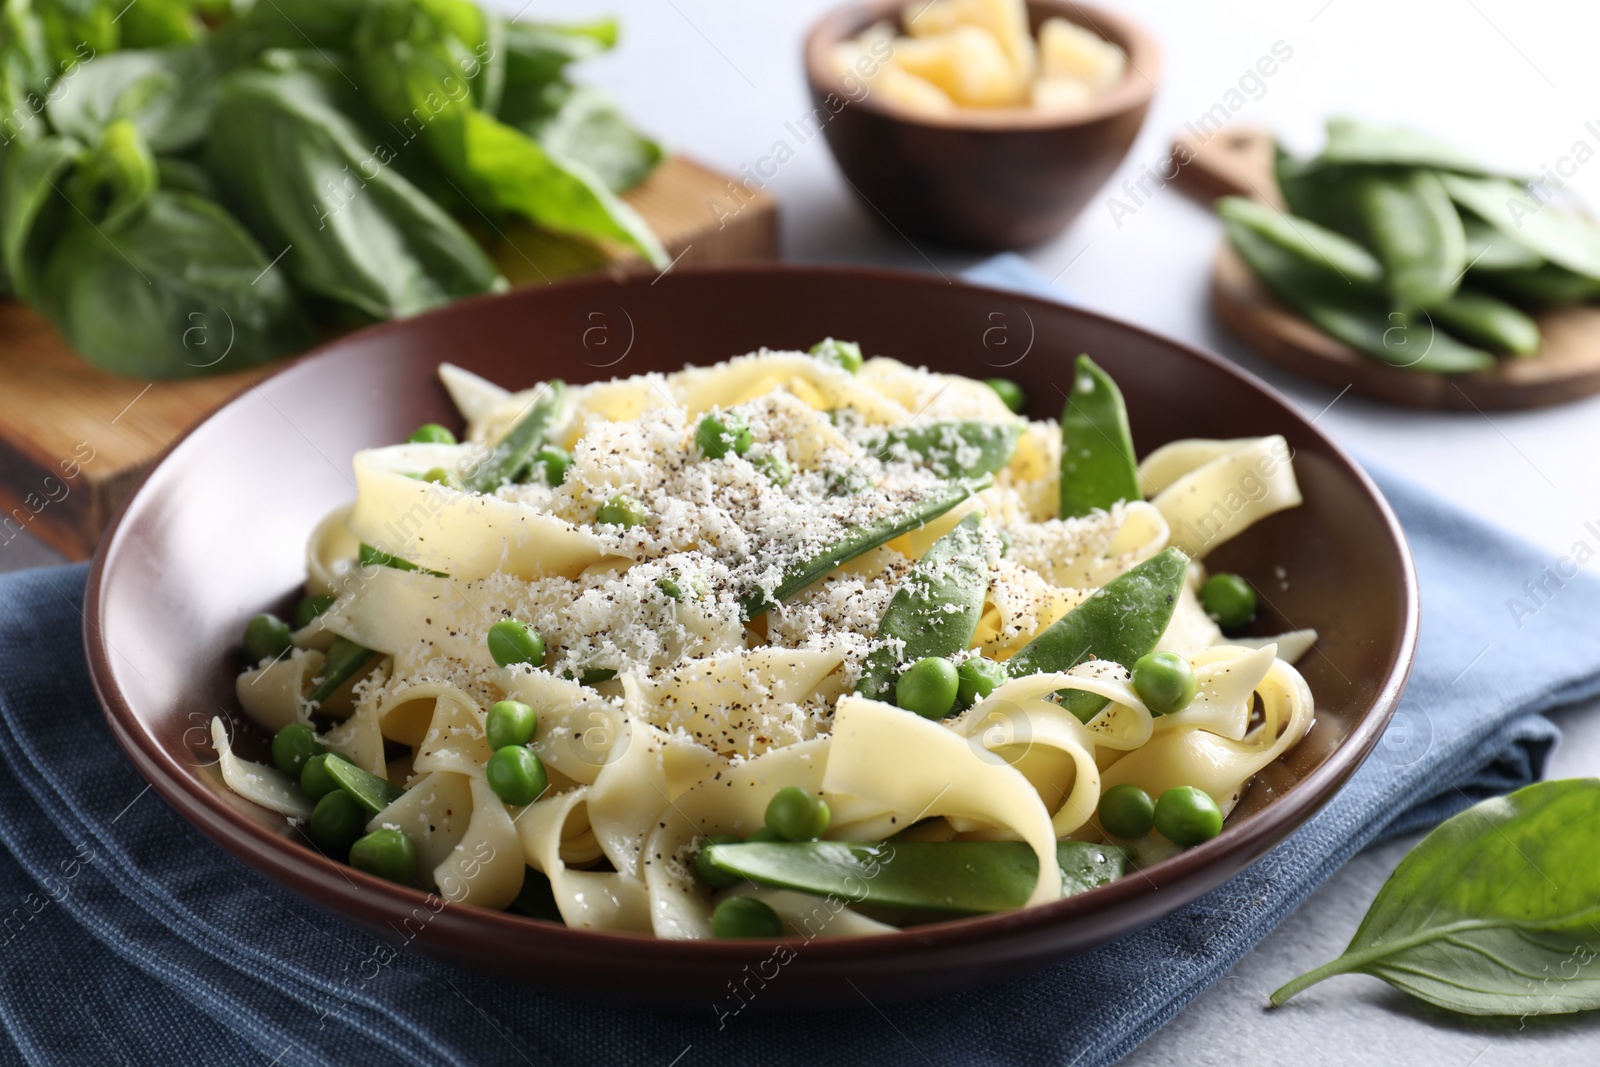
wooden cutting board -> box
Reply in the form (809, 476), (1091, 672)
(1171, 126), (1600, 411)
(0, 155), (777, 560)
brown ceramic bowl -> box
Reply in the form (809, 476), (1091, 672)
(804, 0), (1160, 248)
(86, 264), (1416, 1012)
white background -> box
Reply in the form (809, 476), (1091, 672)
(9, 1), (1600, 1062)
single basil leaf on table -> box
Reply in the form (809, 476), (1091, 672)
(352, 0), (667, 267)
(37, 189), (312, 378)
(1273, 778), (1600, 1015)
(1, 133), (79, 304)
(205, 67), (505, 320)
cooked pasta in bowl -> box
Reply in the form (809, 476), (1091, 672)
(87, 265), (1415, 1005)
(217, 344), (1316, 940)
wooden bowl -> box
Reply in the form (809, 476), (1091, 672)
(803, 0), (1160, 248)
(86, 264), (1416, 1011)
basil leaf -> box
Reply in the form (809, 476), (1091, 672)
(65, 118), (156, 228)
(1273, 778), (1600, 1015)
(352, 0), (666, 267)
(502, 18), (616, 88)
(1, 133), (78, 304)
(38, 189), (312, 378)
(46, 45), (218, 154)
(205, 67), (505, 320)
(34, 0), (118, 73)
(510, 82), (663, 194)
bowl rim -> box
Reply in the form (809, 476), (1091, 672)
(84, 261), (1418, 963)
(802, 0), (1162, 132)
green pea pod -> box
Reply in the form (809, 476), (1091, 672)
(1440, 173), (1600, 283)
(465, 380), (566, 493)
(739, 476), (992, 619)
(704, 839), (1128, 914)
(1274, 150), (1364, 239)
(1424, 290), (1541, 357)
(1481, 262), (1600, 308)
(1058, 355), (1141, 519)
(1462, 215), (1541, 273)
(1007, 546), (1188, 723)
(1216, 195), (1382, 288)
(358, 542), (448, 578)
(856, 513), (989, 701)
(863, 421), (1022, 480)
(323, 755), (403, 815)
(1318, 116), (1508, 177)
(307, 636), (376, 706)
(1225, 220), (1496, 375)
(1353, 169), (1465, 307)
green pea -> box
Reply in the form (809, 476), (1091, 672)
(420, 466), (460, 489)
(406, 423), (457, 444)
(752, 453), (792, 487)
(534, 446), (570, 486)
(309, 790), (365, 854)
(1201, 573), (1256, 632)
(293, 594), (336, 630)
(955, 657), (1008, 709)
(983, 377), (1026, 414)
(765, 787), (831, 842)
(485, 746), (548, 806)
(243, 613), (293, 664)
(1131, 651), (1197, 716)
(487, 619), (545, 668)
(711, 896), (783, 938)
(349, 828), (417, 884)
(1097, 784), (1155, 839)
(695, 411), (753, 460)
(300, 753), (350, 802)
(271, 722), (326, 777)
(809, 338), (863, 373)
(745, 827), (784, 844)
(596, 494), (647, 528)
(485, 700), (537, 750)
(693, 833), (742, 889)
(1153, 786), (1224, 846)
(895, 657), (959, 720)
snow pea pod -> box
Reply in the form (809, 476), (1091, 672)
(1058, 355), (1141, 519)
(1441, 173), (1600, 282)
(739, 476), (991, 619)
(1224, 219), (1495, 374)
(1462, 216), (1541, 273)
(1482, 262), (1600, 308)
(1216, 195), (1382, 289)
(465, 380), (566, 493)
(323, 755), (403, 815)
(1007, 546), (1189, 723)
(703, 839), (1128, 914)
(864, 421), (1022, 479)
(306, 636), (376, 707)
(856, 513), (989, 702)
(1425, 289), (1540, 356)
(1353, 169), (1465, 306)
(1317, 116), (1506, 177)
(358, 542), (447, 578)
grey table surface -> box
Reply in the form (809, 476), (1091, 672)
(8, 0), (1600, 1062)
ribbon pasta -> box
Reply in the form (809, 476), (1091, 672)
(220, 351), (1318, 939)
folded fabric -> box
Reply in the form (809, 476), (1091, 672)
(2, 264), (1597, 1066)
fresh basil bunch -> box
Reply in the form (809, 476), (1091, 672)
(0, 0), (665, 379)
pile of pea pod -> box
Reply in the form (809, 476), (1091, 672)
(1217, 116), (1600, 374)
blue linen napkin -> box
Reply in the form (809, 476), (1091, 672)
(2, 263), (1598, 1066)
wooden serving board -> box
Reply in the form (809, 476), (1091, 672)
(0, 155), (777, 560)
(1171, 126), (1600, 411)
